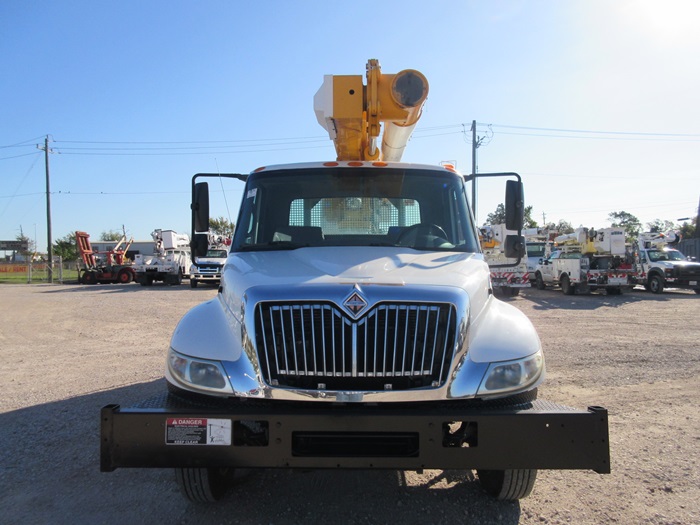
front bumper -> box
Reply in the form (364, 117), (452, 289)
(100, 393), (610, 473)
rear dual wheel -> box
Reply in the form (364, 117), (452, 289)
(175, 467), (236, 503)
(476, 469), (537, 500)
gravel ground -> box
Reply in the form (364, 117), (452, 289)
(0, 283), (698, 524)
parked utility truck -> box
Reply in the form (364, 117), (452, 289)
(534, 227), (633, 295)
(480, 223), (529, 297)
(632, 231), (700, 294)
(101, 59), (609, 503)
(133, 229), (190, 286)
(189, 232), (229, 288)
(523, 227), (552, 276)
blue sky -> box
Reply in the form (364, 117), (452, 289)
(2, 1), (699, 251)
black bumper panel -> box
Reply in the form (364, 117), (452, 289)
(100, 393), (610, 474)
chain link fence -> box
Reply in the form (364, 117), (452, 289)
(0, 257), (79, 284)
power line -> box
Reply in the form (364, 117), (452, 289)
(488, 123), (700, 138)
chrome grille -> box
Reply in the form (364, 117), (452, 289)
(255, 302), (456, 390)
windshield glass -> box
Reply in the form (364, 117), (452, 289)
(648, 249), (686, 262)
(526, 242), (546, 258)
(232, 167), (478, 252)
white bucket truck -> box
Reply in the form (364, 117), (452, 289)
(133, 229), (190, 286)
(101, 59), (609, 503)
(534, 227), (634, 295)
(633, 231), (700, 294)
(189, 232), (229, 288)
(480, 223), (530, 297)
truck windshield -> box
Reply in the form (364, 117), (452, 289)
(648, 249), (687, 262)
(526, 242), (546, 258)
(232, 167), (478, 252)
(205, 250), (228, 258)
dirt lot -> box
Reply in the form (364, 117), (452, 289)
(1, 283), (698, 524)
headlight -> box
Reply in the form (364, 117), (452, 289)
(168, 348), (233, 393)
(477, 350), (544, 396)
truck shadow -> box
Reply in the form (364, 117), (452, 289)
(0, 379), (523, 525)
(515, 287), (696, 311)
(37, 283), (218, 294)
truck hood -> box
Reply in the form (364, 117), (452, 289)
(223, 246), (488, 289)
(194, 257), (226, 265)
(656, 260), (700, 269)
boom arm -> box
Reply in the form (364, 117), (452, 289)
(314, 59), (429, 161)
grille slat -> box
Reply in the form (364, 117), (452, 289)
(255, 302), (457, 391)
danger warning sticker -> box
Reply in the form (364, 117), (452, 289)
(165, 418), (231, 445)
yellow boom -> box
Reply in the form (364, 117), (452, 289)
(314, 59), (429, 162)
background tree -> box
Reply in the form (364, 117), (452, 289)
(549, 219), (574, 235)
(645, 219), (676, 234)
(53, 233), (78, 261)
(15, 232), (33, 259)
(100, 229), (124, 241)
(679, 218), (697, 239)
(608, 210), (641, 240)
(484, 204), (537, 228)
(209, 216), (235, 238)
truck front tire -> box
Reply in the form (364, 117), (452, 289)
(175, 467), (235, 503)
(476, 468), (537, 500)
(561, 274), (575, 295)
(649, 274), (664, 294)
(535, 272), (546, 290)
(190, 279), (198, 288)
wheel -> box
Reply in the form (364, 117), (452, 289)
(535, 272), (546, 290)
(497, 287), (519, 297)
(476, 469), (537, 500)
(169, 269), (183, 285)
(606, 287), (622, 295)
(83, 271), (97, 285)
(175, 467), (235, 502)
(190, 279), (198, 288)
(117, 269), (132, 284)
(648, 274), (664, 294)
(139, 276), (153, 287)
(560, 274), (575, 295)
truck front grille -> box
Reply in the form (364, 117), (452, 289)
(254, 302), (456, 391)
(673, 266), (700, 279)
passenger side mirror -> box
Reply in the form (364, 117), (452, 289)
(505, 180), (524, 231)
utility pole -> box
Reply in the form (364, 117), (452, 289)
(38, 136), (54, 283)
(470, 120), (477, 222)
